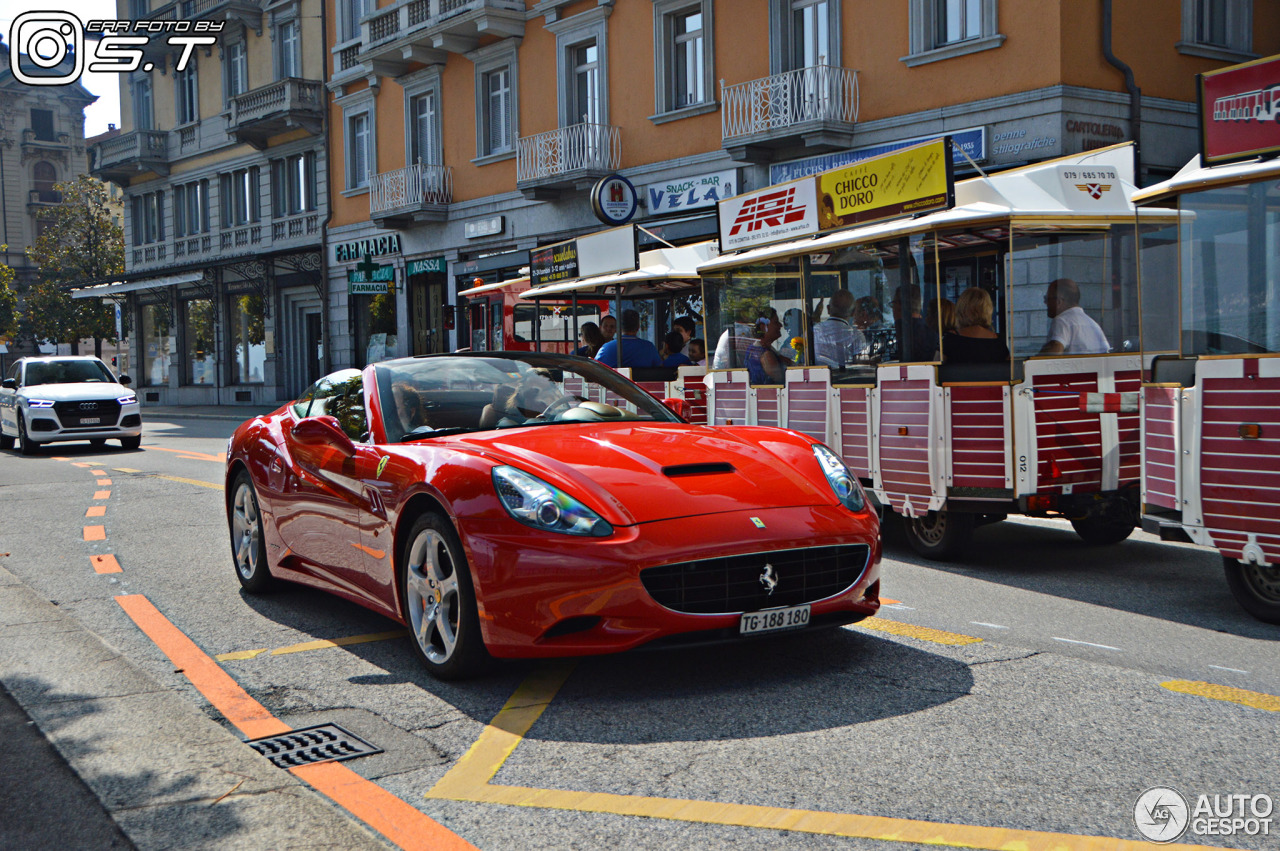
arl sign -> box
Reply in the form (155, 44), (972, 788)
(717, 178), (819, 251)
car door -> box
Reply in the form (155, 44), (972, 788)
(0, 362), (20, 436)
(277, 371), (377, 602)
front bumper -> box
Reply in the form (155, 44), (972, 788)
(25, 406), (142, 444)
(458, 503), (882, 658)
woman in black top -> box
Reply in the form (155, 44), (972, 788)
(943, 288), (1010, 363)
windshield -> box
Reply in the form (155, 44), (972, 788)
(373, 353), (682, 443)
(24, 359), (115, 386)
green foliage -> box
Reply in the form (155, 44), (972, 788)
(24, 176), (124, 346)
(0, 251), (17, 341)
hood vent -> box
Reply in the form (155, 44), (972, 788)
(663, 462), (735, 478)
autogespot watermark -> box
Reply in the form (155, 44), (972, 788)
(8, 10), (223, 87)
(1135, 787), (1274, 843)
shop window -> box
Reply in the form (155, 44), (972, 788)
(355, 290), (398, 366)
(183, 298), (216, 385)
(228, 293), (266, 383)
(140, 302), (172, 387)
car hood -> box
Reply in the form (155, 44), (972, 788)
(21, 382), (131, 401)
(440, 423), (836, 525)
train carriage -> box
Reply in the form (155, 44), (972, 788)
(1133, 55), (1280, 623)
(698, 144), (1165, 559)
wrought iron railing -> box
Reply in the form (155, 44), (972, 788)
(516, 123), (620, 183)
(362, 0), (524, 50)
(370, 163), (453, 214)
(229, 78), (323, 126)
(720, 64), (859, 141)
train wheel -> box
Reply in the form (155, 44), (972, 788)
(903, 510), (974, 561)
(1069, 514), (1136, 546)
(1223, 556), (1280, 625)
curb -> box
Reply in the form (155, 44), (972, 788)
(0, 563), (388, 850)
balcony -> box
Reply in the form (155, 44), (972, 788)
(359, 0), (524, 76)
(227, 78), (324, 149)
(22, 129), (72, 154)
(139, 0), (262, 62)
(89, 130), (169, 184)
(515, 123), (620, 201)
(369, 163), (452, 228)
(28, 189), (63, 210)
(271, 212), (321, 242)
(720, 65), (859, 164)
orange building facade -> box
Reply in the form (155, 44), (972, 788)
(325, 0), (1278, 367)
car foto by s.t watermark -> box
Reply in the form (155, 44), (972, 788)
(8, 10), (222, 87)
(1135, 787), (1274, 843)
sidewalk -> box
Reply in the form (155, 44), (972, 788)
(0, 563), (389, 850)
(141, 403), (284, 423)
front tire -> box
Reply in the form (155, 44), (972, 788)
(17, 416), (39, 456)
(120, 435), (141, 450)
(903, 510), (974, 560)
(229, 472), (274, 593)
(0, 428), (12, 450)
(401, 513), (490, 680)
(1223, 556), (1280, 624)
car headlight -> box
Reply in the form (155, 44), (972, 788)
(117, 393), (138, 405)
(27, 399), (55, 408)
(812, 444), (865, 512)
(492, 465), (612, 537)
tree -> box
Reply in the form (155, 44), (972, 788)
(24, 176), (124, 355)
(0, 250), (17, 343)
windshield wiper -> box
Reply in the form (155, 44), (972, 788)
(396, 426), (478, 441)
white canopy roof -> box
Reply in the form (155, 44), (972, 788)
(521, 241), (719, 298)
(1132, 154), (1280, 204)
(456, 276), (530, 297)
(699, 143), (1142, 274)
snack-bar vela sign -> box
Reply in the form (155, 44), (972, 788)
(717, 137), (956, 251)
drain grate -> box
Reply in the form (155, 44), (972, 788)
(246, 723), (382, 769)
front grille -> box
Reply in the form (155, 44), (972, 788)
(640, 544), (871, 614)
(54, 399), (121, 428)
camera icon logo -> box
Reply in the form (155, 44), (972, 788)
(9, 12), (86, 87)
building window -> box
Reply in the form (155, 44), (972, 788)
(652, 0), (715, 120)
(347, 112), (371, 188)
(228, 293), (266, 384)
(32, 162), (60, 203)
(183, 298), (216, 385)
(30, 109), (56, 141)
(339, 0), (371, 43)
(174, 180), (209, 237)
(271, 152), (316, 216)
(468, 39), (519, 162)
(1178, 0), (1253, 61)
(176, 63), (198, 124)
(903, 0), (1002, 66)
(140, 302), (171, 387)
(278, 20), (299, 78)
(133, 79), (153, 130)
(130, 0), (150, 18)
(131, 191), (164, 245)
(769, 0), (840, 72)
(410, 92), (438, 165)
(548, 9), (609, 129)
(220, 168), (259, 226)
(225, 40), (248, 104)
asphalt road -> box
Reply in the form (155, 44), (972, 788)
(1, 415), (1277, 850)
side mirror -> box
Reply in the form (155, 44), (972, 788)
(662, 397), (688, 420)
(119, 374), (133, 386)
(291, 415), (357, 457)
(1, 378), (15, 390)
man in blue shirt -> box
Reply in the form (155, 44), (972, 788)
(595, 309), (662, 368)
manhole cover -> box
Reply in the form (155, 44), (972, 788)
(246, 723), (382, 769)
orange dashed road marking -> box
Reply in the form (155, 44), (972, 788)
(51, 456), (71, 461)
(91, 555), (122, 574)
(90, 469), (106, 475)
(83, 526), (106, 541)
(96, 478), (112, 486)
(114, 595), (476, 851)
(93, 490), (111, 500)
(72, 462), (92, 468)
(86, 506), (106, 518)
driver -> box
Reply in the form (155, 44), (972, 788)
(480, 368), (569, 428)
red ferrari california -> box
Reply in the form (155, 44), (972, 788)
(225, 353), (880, 678)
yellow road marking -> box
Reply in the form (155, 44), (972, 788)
(112, 467), (142, 473)
(855, 617), (983, 646)
(427, 664), (1234, 850)
(153, 474), (222, 490)
(1163, 680), (1280, 712)
(216, 630), (408, 662)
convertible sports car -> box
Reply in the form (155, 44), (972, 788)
(225, 353), (881, 678)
